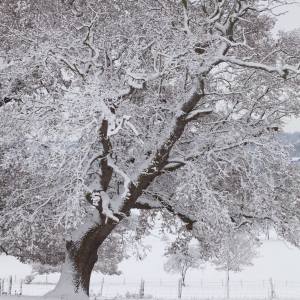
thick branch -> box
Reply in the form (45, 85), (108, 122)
(161, 201), (196, 230)
(99, 119), (113, 191)
(133, 196), (196, 230)
(218, 55), (300, 78)
(117, 87), (212, 222)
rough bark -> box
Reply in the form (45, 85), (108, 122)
(45, 212), (120, 299)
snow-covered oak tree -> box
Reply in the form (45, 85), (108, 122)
(211, 231), (260, 299)
(1, 0), (300, 299)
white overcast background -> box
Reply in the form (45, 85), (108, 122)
(273, 3), (300, 133)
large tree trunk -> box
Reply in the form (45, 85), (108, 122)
(45, 209), (118, 300)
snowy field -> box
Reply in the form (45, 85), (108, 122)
(0, 297), (293, 300)
(2, 279), (300, 299)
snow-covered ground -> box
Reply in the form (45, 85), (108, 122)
(0, 297), (297, 300)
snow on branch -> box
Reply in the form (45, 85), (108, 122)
(124, 120), (144, 145)
(136, 197), (162, 208)
(218, 55), (300, 78)
(114, 86), (133, 98)
(126, 69), (160, 89)
(181, 0), (191, 34)
(107, 115), (131, 136)
(186, 108), (213, 121)
(107, 115), (143, 142)
(126, 69), (148, 80)
(218, 36), (254, 51)
(127, 77), (144, 89)
(99, 191), (119, 223)
(107, 157), (131, 201)
(82, 152), (102, 180)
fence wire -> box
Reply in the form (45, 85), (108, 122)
(2, 278), (300, 299)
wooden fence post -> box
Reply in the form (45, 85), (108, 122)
(0, 278), (2, 296)
(20, 280), (23, 295)
(178, 278), (183, 299)
(269, 277), (274, 299)
(8, 276), (12, 295)
(99, 277), (104, 297)
(1, 279), (4, 295)
(139, 279), (145, 298)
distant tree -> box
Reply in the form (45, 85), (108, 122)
(164, 244), (205, 286)
(211, 231), (260, 299)
(31, 262), (61, 276)
(23, 274), (35, 284)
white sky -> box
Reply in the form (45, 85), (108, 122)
(273, 3), (300, 133)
